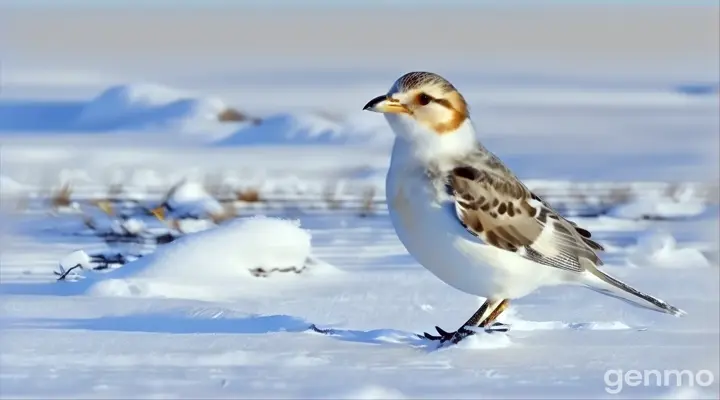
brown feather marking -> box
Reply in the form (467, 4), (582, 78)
(520, 201), (535, 215)
(454, 166), (478, 181)
(575, 227), (592, 238)
(497, 202), (507, 215)
(537, 208), (548, 223)
(449, 167), (545, 251)
(447, 163), (605, 273)
(433, 91), (468, 134)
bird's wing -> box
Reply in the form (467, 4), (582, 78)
(446, 162), (604, 272)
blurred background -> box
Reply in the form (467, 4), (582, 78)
(2, 0), (718, 231)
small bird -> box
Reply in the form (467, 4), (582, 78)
(363, 71), (686, 345)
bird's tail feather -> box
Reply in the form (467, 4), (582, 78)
(581, 260), (686, 317)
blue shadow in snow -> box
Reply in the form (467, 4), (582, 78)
(6, 312), (438, 350)
(308, 324), (428, 348)
(674, 83), (720, 96)
(0, 281), (92, 296)
(0, 100), (86, 133)
(9, 313), (312, 335)
(4, 310), (437, 349)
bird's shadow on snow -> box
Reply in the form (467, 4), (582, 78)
(302, 316), (639, 352)
(307, 324), (432, 349)
(4, 310), (641, 354)
(4, 312), (442, 350)
(5, 310), (425, 344)
(4, 312), (437, 350)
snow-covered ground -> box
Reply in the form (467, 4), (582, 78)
(1, 4), (719, 399)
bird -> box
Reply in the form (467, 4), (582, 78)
(363, 71), (686, 345)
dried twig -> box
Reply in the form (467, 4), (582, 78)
(236, 188), (261, 203)
(322, 182), (342, 210)
(50, 183), (73, 209)
(359, 186), (376, 217)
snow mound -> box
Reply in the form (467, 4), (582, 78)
(162, 179), (225, 219)
(0, 175), (29, 194)
(608, 186), (707, 220)
(0, 175), (34, 205)
(215, 111), (387, 146)
(0, 175), (34, 210)
(166, 179), (212, 204)
(85, 216), (339, 300)
(627, 230), (713, 269)
(75, 83), (247, 138)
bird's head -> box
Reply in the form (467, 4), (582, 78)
(363, 72), (475, 160)
(363, 71), (469, 133)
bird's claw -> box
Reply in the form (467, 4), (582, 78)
(421, 326), (474, 344)
(419, 322), (509, 344)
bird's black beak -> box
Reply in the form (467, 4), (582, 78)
(363, 95), (388, 111)
(363, 94), (408, 114)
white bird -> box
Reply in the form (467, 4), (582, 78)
(363, 71), (686, 345)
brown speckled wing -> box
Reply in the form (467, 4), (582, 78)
(447, 164), (604, 273)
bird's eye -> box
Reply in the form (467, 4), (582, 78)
(417, 93), (432, 106)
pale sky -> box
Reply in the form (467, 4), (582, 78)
(0, 0), (716, 8)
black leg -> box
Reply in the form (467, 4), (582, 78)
(420, 299), (498, 344)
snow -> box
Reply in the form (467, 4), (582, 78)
(215, 111), (387, 146)
(83, 216), (338, 300)
(58, 249), (93, 271)
(0, 175), (29, 195)
(161, 178), (225, 218)
(1, 8), (719, 398)
(0, 175), (33, 209)
(75, 83), (245, 139)
(627, 230), (713, 269)
(608, 185), (709, 221)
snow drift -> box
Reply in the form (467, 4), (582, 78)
(0, 175), (35, 211)
(75, 83), (250, 139)
(607, 185), (707, 220)
(626, 230), (713, 269)
(84, 216), (339, 300)
(14, 82), (390, 145)
(214, 111), (388, 146)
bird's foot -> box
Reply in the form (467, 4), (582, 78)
(419, 322), (509, 344)
(420, 325), (474, 344)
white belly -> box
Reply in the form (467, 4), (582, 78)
(385, 157), (561, 299)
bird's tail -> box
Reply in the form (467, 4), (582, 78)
(580, 260), (686, 317)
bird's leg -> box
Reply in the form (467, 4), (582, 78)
(478, 299), (510, 329)
(421, 299), (509, 343)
